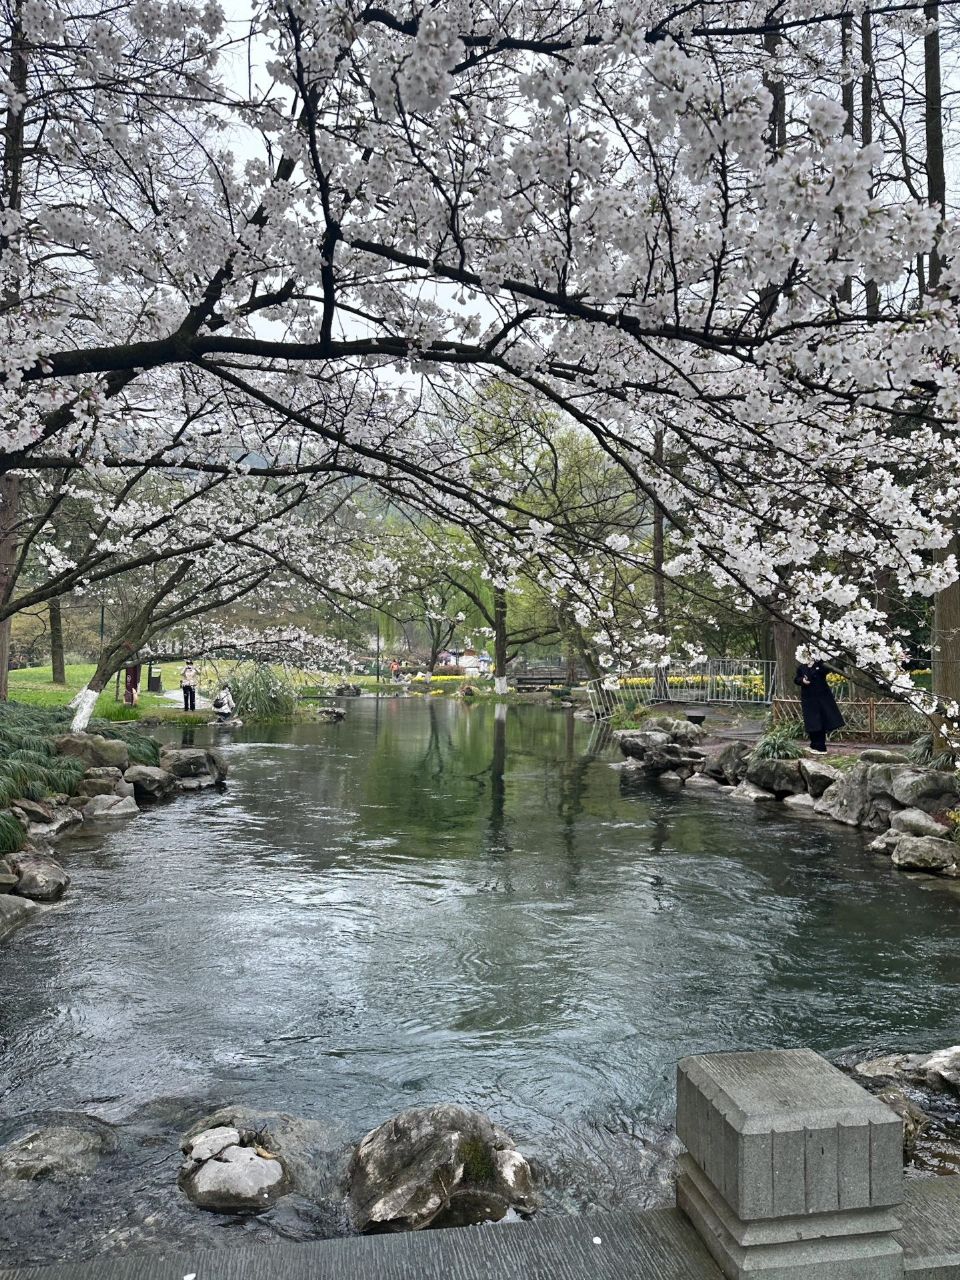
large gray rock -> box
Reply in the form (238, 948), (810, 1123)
(10, 798), (54, 825)
(180, 1130), (289, 1211)
(783, 791), (817, 813)
(730, 780), (778, 803)
(859, 749), (911, 763)
(0, 856), (16, 893)
(78, 777), (119, 798)
(181, 1106), (351, 1206)
(124, 765), (178, 800)
(640, 743), (705, 779)
(799, 757), (841, 798)
(0, 1120), (114, 1180)
(890, 835), (957, 872)
(617, 730), (672, 760)
(11, 852), (70, 902)
(159, 747), (228, 783)
(814, 762), (895, 829)
(82, 793), (139, 821)
(888, 768), (960, 813)
(55, 733), (130, 771)
(744, 756), (805, 796)
(701, 741), (751, 785)
(84, 766), (123, 781)
(856, 1046), (960, 1095)
(685, 773), (722, 790)
(889, 807), (951, 838)
(0, 893), (36, 939)
(867, 830), (905, 856)
(348, 1104), (539, 1232)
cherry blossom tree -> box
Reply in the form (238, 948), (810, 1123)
(2, 0), (960, 730)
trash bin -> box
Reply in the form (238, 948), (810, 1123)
(147, 674), (163, 693)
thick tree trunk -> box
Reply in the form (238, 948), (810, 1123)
(933, 536), (960, 705)
(922, 3), (958, 704)
(0, 475), (17, 699)
(861, 13), (881, 315)
(49, 598), (66, 684)
(773, 619), (800, 699)
(71, 561), (191, 731)
(925, 1), (945, 291)
(652, 429), (667, 639)
(0, 7), (26, 702)
(493, 584), (508, 695)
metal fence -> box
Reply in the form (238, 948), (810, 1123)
(587, 659), (778, 720)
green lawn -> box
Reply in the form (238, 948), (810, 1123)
(6, 662), (198, 721)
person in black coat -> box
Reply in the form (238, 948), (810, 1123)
(794, 659), (845, 753)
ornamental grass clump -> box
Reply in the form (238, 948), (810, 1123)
(907, 733), (957, 772)
(750, 722), (805, 761)
(0, 812), (26, 856)
(230, 663), (298, 720)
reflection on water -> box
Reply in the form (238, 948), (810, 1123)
(2, 698), (960, 1264)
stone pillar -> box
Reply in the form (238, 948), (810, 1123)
(676, 1048), (904, 1279)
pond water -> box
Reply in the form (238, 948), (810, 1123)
(2, 699), (960, 1265)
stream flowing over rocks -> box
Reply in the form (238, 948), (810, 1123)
(0, 735), (229, 939)
(5, 705), (960, 1268)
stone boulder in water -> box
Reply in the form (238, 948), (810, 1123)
(179, 1124), (290, 1211)
(11, 852), (70, 902)
(890, 835), (957, 873)
(744, 756), (805, 796)
(159, 747), (227, 786)
(0, 1119), (114, 1181)
(348, 1104), (539, 1233)
(701, 741), (750, 785)
(123, 764), (178, 801)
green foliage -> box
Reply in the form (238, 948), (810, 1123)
(231, 663), (298, 720)
(0, 812), (26, 856)
(609, 705), (651, 730)
(7, 748), (55, 766)
(908, 733), (957, 772)
(751, 723), (805, 761)
(96, 702), (142, 722)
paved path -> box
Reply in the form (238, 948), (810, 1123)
(162, 689), (211, 711)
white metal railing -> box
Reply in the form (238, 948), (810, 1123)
(587, 659), (778, 720)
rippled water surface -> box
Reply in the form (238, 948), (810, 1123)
(3, 699), (960, 1264)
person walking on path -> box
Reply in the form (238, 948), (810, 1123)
(180, 660), (199, 712)
(794, 656), (844, 753)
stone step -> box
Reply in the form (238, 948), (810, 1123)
(899, 1176), (960, 1278)
(0, 1207), (723, 1280)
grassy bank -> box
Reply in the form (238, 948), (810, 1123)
(7, 663), (206, 722)
(0, 701), (161, 855)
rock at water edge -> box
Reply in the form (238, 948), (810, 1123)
(0, 893), (36, 939)
(55, 734), (130, 771)
(124, 765), (178, 800)
(181, 1142), (288, 1211)
(889, 808), (952, 839)
(349, 1104), (539, 1232)
(83, 793), (139, 820)
(798, 757), (841, 798)
(10, 853), (70, 902)
(891, 835), (957, 872)
(744, 757), (806, 796)
(0, 1121), (114, 1180)
(730, 780), (778, 803)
